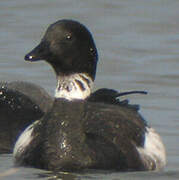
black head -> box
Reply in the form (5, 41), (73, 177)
(25, 19), (98, 80)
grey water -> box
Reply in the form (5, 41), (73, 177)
(0, 0), (179, 179)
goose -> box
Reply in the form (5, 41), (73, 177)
(13, 19), (166, 171)
(0, 81), (53, 153)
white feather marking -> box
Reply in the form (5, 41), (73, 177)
(55, 73), (93, 100)
(137, 127), (166, 170)
(13, 120), (39, 158)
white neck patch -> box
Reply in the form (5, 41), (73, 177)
(55, 73), (93, 101)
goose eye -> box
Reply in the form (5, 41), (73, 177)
(90, 48), (94, 52)
(66, 35), (72, 40)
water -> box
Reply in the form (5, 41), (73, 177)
(0, 0), (179, 179)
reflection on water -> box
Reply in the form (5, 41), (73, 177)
(36, 170), (179, 180)
(37, 171), (79, 180)
(0, 0), (179, 179)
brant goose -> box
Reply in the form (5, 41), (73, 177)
(0, 81), (53, 153)
(13, 19), (166, 171)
